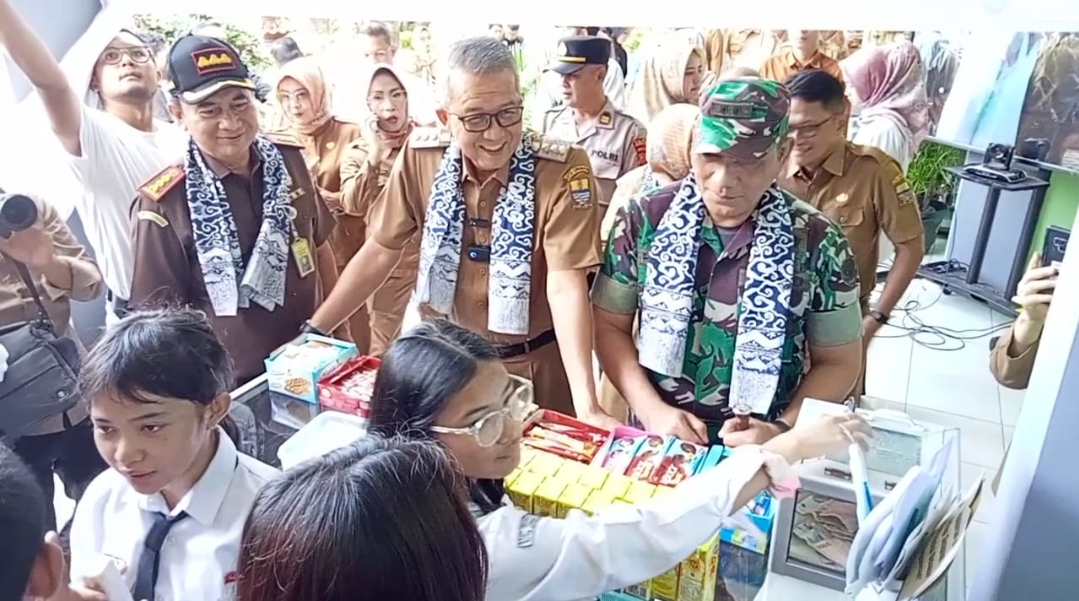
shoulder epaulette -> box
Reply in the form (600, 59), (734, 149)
(138, 165), (185, 202)
(848, 143), (902, 171)
(263, 130), (304, 148)
(410, 127), (453, 149)
(530, 135), (572, 163)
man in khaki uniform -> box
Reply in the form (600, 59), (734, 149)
(542, 35), (647, 213)
(760, 30), (845, 87)
(779, 70), (925, 395)
(307, 36), (617, 427)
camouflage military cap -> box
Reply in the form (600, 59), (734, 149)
(695, 77), (791, 160)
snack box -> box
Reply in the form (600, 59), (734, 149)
(578, 465), (611, 490)
(507, 472), (544, 513)
(592, 426), (650, 474)
(533, 479), (568, 517)
(556, 483), (593, 518)
(620, 582), (652, 600)
(265, 334), (358, 404)
(555, 460), (587, 483)
(580, 490), (617, 516)
(623, 480), (658, 505)
(600, 473), (635, 500)
(677, 536), (721, 601)
(717, 449), (776, 555)
(318, 356), (380, 417)
(527, 452), (565, 479)
(694, 444), (727, 474)
(624, 433), (671, 482)
(523, 411), (610, 463)
(652, 439), (708, 487)
(650, 563), (680, 601)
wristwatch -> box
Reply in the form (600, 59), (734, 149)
(773, 418), (793, 434)
(300, 320), (327, 337)
(869, 309), (890, 325)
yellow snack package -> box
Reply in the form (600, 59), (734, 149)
(677, 536), (720, 601)
(518, 447), (537, 470)
(528, 452), (565, 478)
(578, 465), (610, 490)
(555, 460), (587, 483)
(556, 483), (593, 518)
(505, 469), (522, 488)
(624, 481), (658, 505)
(580, 490), (617, 516)
(507, 472), (544, 513)
(601, 473), (635, 499)
(650, 564), (680, 601)
(533, 479), (568, 517)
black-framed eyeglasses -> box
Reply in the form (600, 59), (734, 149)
(789, 114), (839, 139)
(451, 106), (525, 133)
(100, 46), (153, 65)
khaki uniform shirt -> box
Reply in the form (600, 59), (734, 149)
(0, 198), (102, 434)
(724, 30), (783, 70)
(339, 137), (419, 280)
(780, 141), (924, 306)
(990, 324), (1039, 390)
(368, 128), (602, 413)
(760, 50), (845, 86)
(129, 139), (336, 385)
(541, 100), (648, 210)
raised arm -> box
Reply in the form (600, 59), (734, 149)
(0, 0), (83, 154)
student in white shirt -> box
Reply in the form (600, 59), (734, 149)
(0, 1), (187, 321)
(236, 436), (489, 601)
(367, 320), (871, 601)
(67, 308), (278, 601)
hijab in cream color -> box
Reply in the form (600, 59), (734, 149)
(626, 39), (703, 122)
(276, 56), (334, 136)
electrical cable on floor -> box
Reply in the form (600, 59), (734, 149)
(870, 276), (1013, 352)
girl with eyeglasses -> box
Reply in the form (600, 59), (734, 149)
(367, 319), (871, 601)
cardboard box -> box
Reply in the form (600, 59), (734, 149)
(653, 439), (708, 487)
(600, 473), (635, 500)
(528, 452), (565, 479)
(593, 426), (650, 474)
(265, 335), (357, 404)
(581, 490), (617, 516)
(677, 536), (720, 601)
(625, 434), (670, 482)
(523, 410), (610, 463)
(624, 481), (658, 505)
(556, 460), (587, 483)
(650, 564), (680, 601)
(507, 472), (544, 513)
(317, 356), (379, 417)
(578, 465), (611, 490)
(533, 479), (568, 517)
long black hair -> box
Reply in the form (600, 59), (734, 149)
(366, 319), (505, 512)
(237, 435), (488, 601)
(79, 308), (240, 443)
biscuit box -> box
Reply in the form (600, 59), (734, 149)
(265, 335), (358, 404)
(677, 536), (720, 601)
(317, 356), (380, 417)
(507, 472), (544, 513)
(695, 445), (727, 474)
(592, 426), (650, 474)
(556, 483), (593, 518)
(650, 563), (680, 601)
(624, 434), (671, 482)
(533, 479), (568, 517)
(652, 439), (708, 487)
(523, 411), (611, 463)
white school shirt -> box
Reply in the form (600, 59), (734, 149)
(66, 104), (188, 300)
(478, 447), (780, 601)
(69, 431), (278, 601)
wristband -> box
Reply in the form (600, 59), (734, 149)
(869, 309), (889, 325)
(300, 320), (327, 337)
(773, 418), (793, 434)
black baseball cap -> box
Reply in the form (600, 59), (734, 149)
(548, 35), (611, 75)
(166, 35), (256, 103)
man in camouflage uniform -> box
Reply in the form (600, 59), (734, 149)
(592, 78), (863, 447)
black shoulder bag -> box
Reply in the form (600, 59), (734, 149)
(0, 256), (81, 444)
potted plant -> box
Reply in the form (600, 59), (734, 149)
(906, 140), (966, 252)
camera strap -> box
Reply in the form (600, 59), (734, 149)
(1, 250), (54, 326)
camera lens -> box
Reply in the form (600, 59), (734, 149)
(0, 194), (38, 234)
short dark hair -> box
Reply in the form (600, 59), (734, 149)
(80, 308), (234, 406)
(0, 444), (46, 599)
(784, 69), (847, 112)
(270, 36), (303, 67)
(138, 31), (168, 54)
(237, 435), (489, 601)
(360, 21), (395, 45)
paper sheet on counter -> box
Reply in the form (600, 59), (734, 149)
(898, 477), (985, 600)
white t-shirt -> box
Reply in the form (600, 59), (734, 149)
(69, 430), (278, 601)
(67, 105), (188, 299)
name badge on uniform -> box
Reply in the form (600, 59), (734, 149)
(517, 514), (541, 548)
(291, 237), (315, 278)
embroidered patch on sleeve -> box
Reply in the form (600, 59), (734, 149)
(563, 164), (594, 209)
(633, 136), (647, 166)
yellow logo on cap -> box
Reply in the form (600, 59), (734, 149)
(196, 53), (233, 69)
(557, 42), (569, 57)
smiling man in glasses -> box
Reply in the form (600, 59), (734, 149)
(309, 36), (617, 428)
(778, 70), (924, 399)
(0, 2), (188, 323)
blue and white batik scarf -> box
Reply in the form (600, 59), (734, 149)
(415, 134), (537, 335)
(638, 175), (796, 414)
(184, 136), (295, 317)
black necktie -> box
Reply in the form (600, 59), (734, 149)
(131, 511), (188, 601)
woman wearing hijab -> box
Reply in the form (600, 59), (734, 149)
(337, 63), (420, 356)
(841, 41), (930, 172)
(271, 56), (364, 340)
(625, 39), (705, 122)
(601, 104), (701, 244)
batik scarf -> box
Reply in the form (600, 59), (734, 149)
(415, 134), (537, 335)
(185, 136), (295, 317)
(638, 175), (795, 414)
